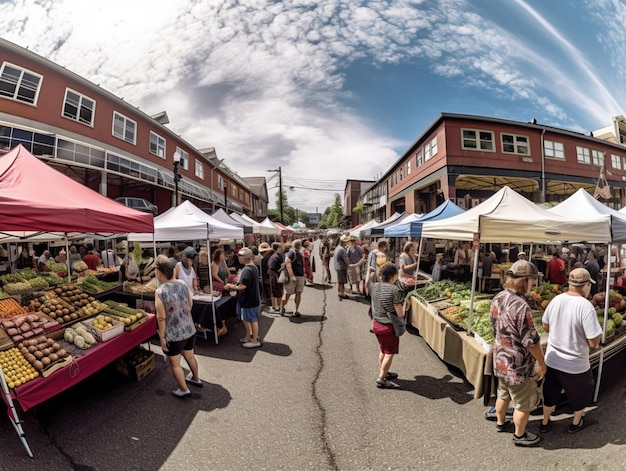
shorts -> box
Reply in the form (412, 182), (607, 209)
(284, 275), (305, 295)
(165, 335), (196, 357)
(542, 366), (594, 411)
(269, 275), (283, 298)
(336, 269), (348, 284)
(240, 306), (260, 323)
(496, 376), (540, 412)
(373, 320), (399, 355)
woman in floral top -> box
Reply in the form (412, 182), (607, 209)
(490, 260), (546, 447)
(155, 255), (201, 398)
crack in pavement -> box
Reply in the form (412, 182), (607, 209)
(311, 283), (338, 471)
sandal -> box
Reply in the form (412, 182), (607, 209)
(376, 378), (400, 389)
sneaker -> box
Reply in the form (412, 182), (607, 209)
(375, 378), (401, 389)
(185, 376), (203, 388)
(279, 306), (285, 316)
(568, 418), (585, 433)
(385, 372), (398, 380)
(239, 336), (252, 343)
(539, 419), (551, 434)
(242, 341), (262, 349)
(485, 406), (514, 421)
(496, 420), (512, 433)
(171, 388), (191, 398)
(293, 311), (301, 318)
(265, 310), (282, 318)
(512, 432), (540, 446)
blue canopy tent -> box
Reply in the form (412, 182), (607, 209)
(384, 199), (465, 238)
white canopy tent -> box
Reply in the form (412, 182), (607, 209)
(420, 186), (611, 348)
(549, 188), (626, 400)
(350, 219), (378, 238)
(128, 200), (243, 344)
(128, 200), (243, 242)
(230, 213), (281, 236)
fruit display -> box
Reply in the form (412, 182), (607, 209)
(92, 314), (116, 331)
(1, 314), (57, 343)
(529, 283), (563, 310)
(0, 289), (8, 300)
(44, 260), (68, 275)
(0, 347), (39, 388)
(102, 301), (145, 326)
(123, 280), (155, 295)
(78, 275), (121, 294)
(0, 298), (28, 318)
(411, 280), (472, 302)
(16, 335), (69, 373)
(63, 325), (97, 349)
(72, 260), (88, 273)
(0, 269), (38, 284)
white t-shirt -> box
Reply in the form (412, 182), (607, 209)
(176, 261), (196, 293)
(542, 293), (603, 374)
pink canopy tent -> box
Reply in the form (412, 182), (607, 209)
(0, 145), (153, 234)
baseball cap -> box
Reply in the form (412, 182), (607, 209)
(568, 267), (595, 286)
(507, 260), (538, 278)
(238, 247), (253, 258)
(183, 246), (197, 259)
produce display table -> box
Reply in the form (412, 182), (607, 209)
(9, 314), (156, 412)
(410, 297), (487, 399)
(0, 314), (156, 457)
(105, 289), (237, 343)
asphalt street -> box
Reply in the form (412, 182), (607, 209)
(1, 244), (626, 470)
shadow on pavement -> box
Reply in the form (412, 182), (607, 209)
(288, 315), (327, 324)
(395, 373), (474, 405)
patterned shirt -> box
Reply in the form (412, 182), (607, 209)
(156, 280), (196, 342)
(490, 288), (540, 386)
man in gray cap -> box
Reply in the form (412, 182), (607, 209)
(540, 267), (602, 434)
(225, 247), (262, 348)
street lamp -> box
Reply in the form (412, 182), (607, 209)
(173, 151), (182, 206)
(224, 181), (228, 211)
(267, 166), (283, 224)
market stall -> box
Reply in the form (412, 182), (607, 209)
(128, 200), (243, 344)
(0, 145), (155, 456)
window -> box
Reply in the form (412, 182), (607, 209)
(461, 129), (494, 151)
(424, 136), (438, 161)
(592, 150), (605, 167)
(195, 160), (204, 179)
(62, 88), (95, 125)
(544, 140), (564, 159)
(0, 62), (42, 104)
(576, 146), (590, 164)
(501, 133), (529, 155)
(149, 131), (166, 158)
(415, 149), (424, 167)
(112, 112), (136, 144)
(231, 184), (237, 197)
(218, 175), (223, 189)
(399, 168), (403, 181)
(175, 146), (189, 170)
(407, 160), (411, 175)
(612, 154), (623, 170)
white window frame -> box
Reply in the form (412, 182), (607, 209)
(592, 150), (605, 167)
(424, 136), (438, 161)
(0, 62), (43, 105)
(195, 160), (204, 179)
(112, 111), (137, 145)
(544, 140), (564, 160)
(501, 133), (530, 155)
(461, 129), (495, 151)
(62, 88), (95, 126)
(407, 160), (411, 175)
(149, 131), (166, 158)
(175, 146), (189, 170)
(611, 154), (623, 170)
(218, 175), (223, 190)
(576, 146), (590, 165)
(231, 184), (237, 197)
(416, 149), (424, 167)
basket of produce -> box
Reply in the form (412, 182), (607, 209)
(101, 301), (147, 330)
(78, 275), (121, 294)
(14, 335), (71, 378)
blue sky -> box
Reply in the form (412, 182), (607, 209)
(2, 0), (626, 213)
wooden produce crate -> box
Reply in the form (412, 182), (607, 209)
(81, 318), (124, 342)
(114, 347), (155, 381)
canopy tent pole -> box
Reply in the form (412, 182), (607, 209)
(466, 242), (481, 336)
(64, 236), (70, 280)
(207, 224), (219, 344)
(415, 236), (423, 282)
(593, 243), (613, 402)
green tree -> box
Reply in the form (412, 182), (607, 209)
(320, 193), (343, 228)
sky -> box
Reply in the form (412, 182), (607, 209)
(2, 0), (626, 214)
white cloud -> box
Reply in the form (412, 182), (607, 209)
(1, 0), (625, 214)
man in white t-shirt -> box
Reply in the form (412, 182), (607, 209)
(540, 268), (602, 434)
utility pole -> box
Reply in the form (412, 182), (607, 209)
(278, 166), (284, 225)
